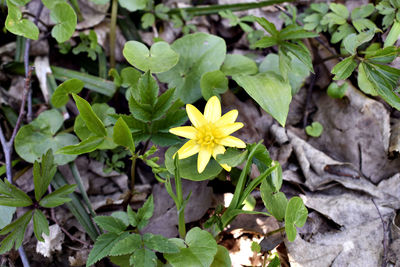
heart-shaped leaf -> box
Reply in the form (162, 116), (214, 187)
(123, 41), (179, 73)
(305, 122), (324, 137)
(50, 2), (77, 43)
(5, 1), (39, 40)
(285, 197), (308, 242)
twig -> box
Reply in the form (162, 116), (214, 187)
(24, 2), (43, 122)
(371, 198), (389, 267)
(109, 0), (118, 68)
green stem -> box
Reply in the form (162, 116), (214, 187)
(174, 156), (186, 238)
(69, 162), (96, 217)
(110, 0), (118, 68)
(69, 0), (84, 22)
(167, 0), (293, 17)
(265, 226), (285, 237)
(131, 154), (137, 192)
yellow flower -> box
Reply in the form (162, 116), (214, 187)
(169, 96), (246, 173)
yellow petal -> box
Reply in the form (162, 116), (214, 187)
(197, 147), (211, 173)
(186, 104), (207, 128)
(216, 122), (244, 137)
(169, 126), (198, 139)
(212, 144), (226, 159)
(218, 136), (246, 148)
(220, 163), (231, 172)
(204, 96), (221, 123)
(177, 140), (200, 159)
(216, 110), (238, 125)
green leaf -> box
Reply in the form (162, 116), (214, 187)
(57, 136), (105, 155)
(165, 145), (222, 181)
(0, 179), (33, 207)
(86, 232), (130, 267)
(250, 143), (272, 173)
(251, 242), (261, 253)
(280, 42), (313, 73)
(210, 245), (231, 267)
(352, 18), (377, 33)
(331, 23), (355, 44)
(221, 54), (258, 76)
(137, 72), (159, 107)
(385, 20), (400, 47)
(260, 170), (287, 220)
(136, 195), (154, 230)
(143, 233), (180, 253)
(364, 46), (398, 64)
(305, 122), (324, 137)
(94, 216), (128, 233)
(233, 72), (292, 127)
(109, 233), (142, 256)
(5, 1), (39, 40)
(127, 205), (138, 227)
(51, 78), (84, 107)
(327, 82), (348, 99)
(33, 209), (49, 242)
(343, 31), (375, 55)
(72, 94), (107, 137)
(121, 67), (141, 90)
(123, 41), (179, 73)
(130, 247), (157, 267)
(279, 25), (318, 40)
(113, 117), (135, 152)
(329, 3), (349, 19)
(200, 70), (228, 100)
(0, 206), (16, 229)
(255, 17), (278, 36)
(268, 256), (281, 267)
(33, 149), (57, 201)
(153, 88), (176, 120)
(216, 148), (248, 167)
(285, 197), (308, 242)
(253, 36), (278, 48)
(39, 184), (76, 208)
(0, 210), (33, 254)
(111, 211), (129, 227)
(331, 56), (358, 80)
(351, 3), (375, 20)
(259, 53), (309, 95)
(165, 227), (218, 267)
(119, 0), (148, 12)
(50, 2), (77, 43)
(357, 62), (378, 96)
(141, 13), (155, 28)
(157, 33), (226, 103)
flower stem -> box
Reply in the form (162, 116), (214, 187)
(109, 0), (118, 68)
(174, 156), (186, 238)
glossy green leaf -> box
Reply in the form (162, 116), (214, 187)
(200, 70), (228, 100)
(216, 148), (248, 167)
(86, 232), (130, 267)
(57, 136), (105, 155)
(158, 33), (226, 103)
(119, 0), (148, 12)
(0, 179), (33, 207)
(136, 195), (154, 230)
(343, 31), (374, 55)
(255, 17), (278, 36)
(33, 149), (57, 201)
(123, 41), (179, 73)
(0, 206), (16, 229)
(327, 82), (348, 99)
(364, 46), (398, 64)
(72, 94), (107, 137)
(153, 88), (176, 120)
(221, 54), (258, 76)
(357, 63), (378, 96)
(331, 56), (358, 80)
(39, 184), (76, 208)
(165, 145), (222, 181)
(233, 72), (292, 127)
(331, 23), (355, 44)
(285, 197), (308, 242)
(164, 227), (218, 267)
(260, 169), (287, 220)
(385, 20), (400, 47)
(51, 78), (84, 107)
(113, 117), (135, 152)
(5, 1), (39, 40)
(33, 209), (49, 242)
(50, 2), (77, 43)
(279, 25), (318, 40)
(305, 122), (324, 137)
(94, 216), (128, 233)
(210, 245), (231, 267)
(280, 42), (313, 73)
(254, 36), (278, 48)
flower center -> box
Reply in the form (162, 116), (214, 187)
(196, 124), (218, 148)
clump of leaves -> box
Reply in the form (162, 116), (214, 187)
(0, 150), (76, 253)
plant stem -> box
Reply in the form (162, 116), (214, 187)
(173, 156), (186, 238)
(69, 162), (96, 217)
(109, 0), (118, 68)
(167, 0), (293, 17)
(265, 226), (285, 237)
(130, 154), (137, 192)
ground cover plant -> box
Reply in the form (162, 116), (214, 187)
(0, 0), (400, 266)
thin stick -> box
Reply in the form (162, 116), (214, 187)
(109, 0), (118, 68)
(371, 198), (389, 267)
